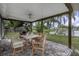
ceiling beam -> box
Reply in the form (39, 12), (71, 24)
(1, 11), (69, 23)
(2, 17), (31, 23)
(65, 3), (73, 13)
(32, 11), (69, 23)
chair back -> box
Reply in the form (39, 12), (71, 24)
(42, 35), (46, 48)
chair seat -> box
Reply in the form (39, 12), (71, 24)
(12, 40), (24, 48)
(33, 47), (44, 50)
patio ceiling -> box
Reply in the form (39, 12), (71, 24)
(71, 3), (79, 11)
(0, 3), (69, 22)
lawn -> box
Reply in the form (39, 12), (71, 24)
(47, 34), (79, 50)
(5, 32), (19, 41)
(47, 34), (68, 45)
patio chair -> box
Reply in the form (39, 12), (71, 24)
(20, 35), (32, 50)
(11, 40), (24, 55)
(32, 34), (46, 56)
(23, 39), (32, 50)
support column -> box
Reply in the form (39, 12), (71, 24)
(0, 17), (2, 39)
(68, 12), (72, 48)
(41, 20), (43, 33)
(30, 22), (32, 32)
(0, 16), (3, 39)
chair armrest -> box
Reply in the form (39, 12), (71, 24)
(32, 39), (41, 45)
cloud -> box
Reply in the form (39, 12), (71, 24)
(73, 16), (79, 27)
(63, 15), (79, 27)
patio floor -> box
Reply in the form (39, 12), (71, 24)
(1, 41), (72, 56)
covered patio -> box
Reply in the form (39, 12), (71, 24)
(0, 3), (78, 56)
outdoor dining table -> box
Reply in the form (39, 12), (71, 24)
(20, 34), (42, 49)
(21, 34), (41, 42)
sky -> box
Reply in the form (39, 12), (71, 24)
(64, 11), (79, 27)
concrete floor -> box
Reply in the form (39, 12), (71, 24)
(0, 41), (73, 56)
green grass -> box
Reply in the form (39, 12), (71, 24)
(5, 32), (19, 39)
(5, 32), (23, 42)
(47, 34), (68, 45)
(72, 37), (79, 50)
(47, 34), (79, 50)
